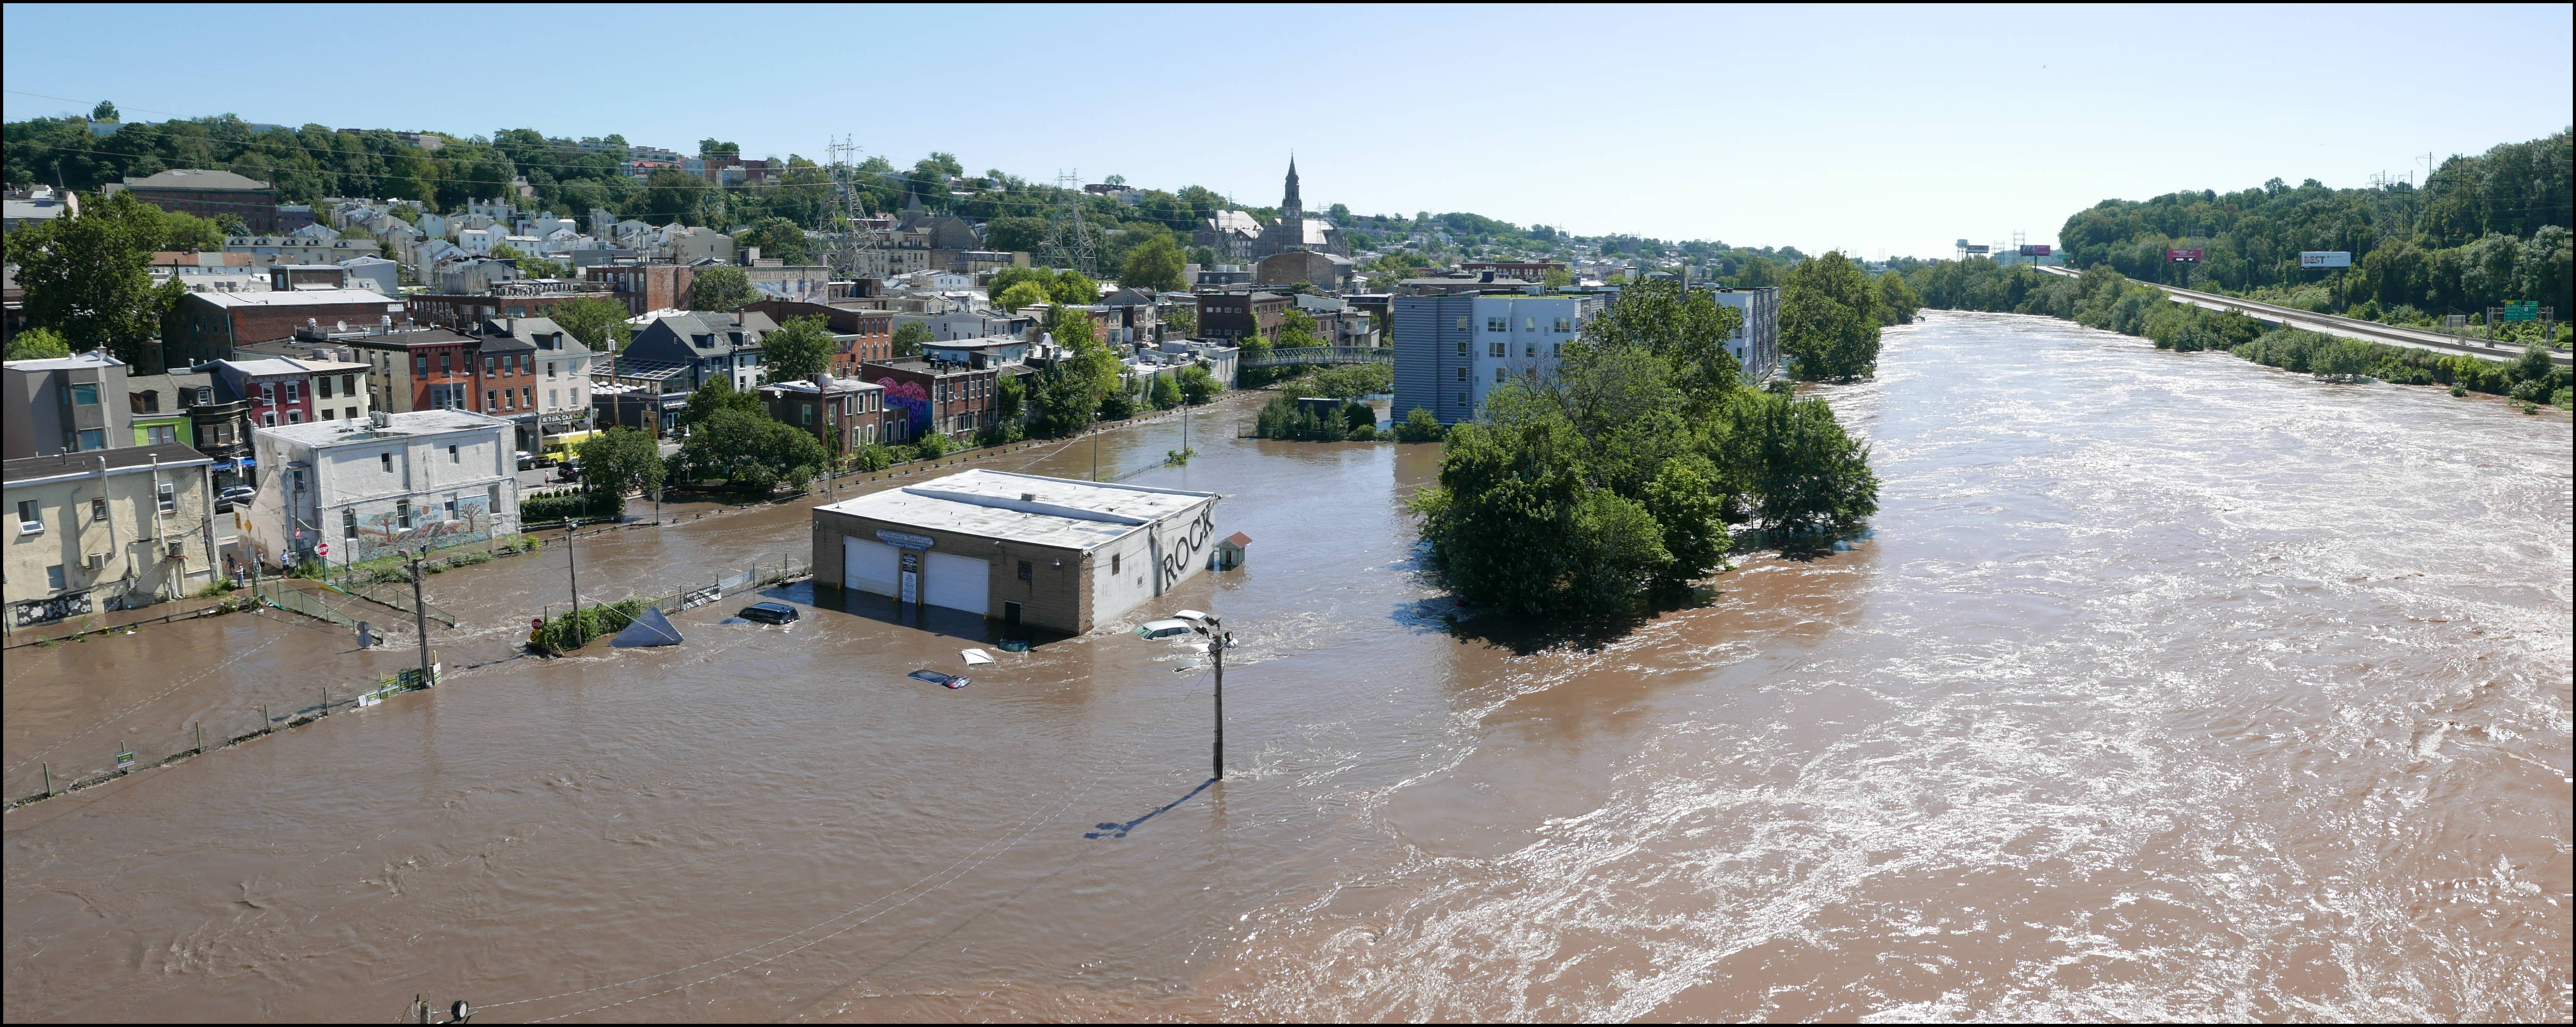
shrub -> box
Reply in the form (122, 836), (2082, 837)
(523, 489), (623, 523)
(1393, 407), (1445, 443)
(852, 444), (894, 472)
(532, 597), (649, 653)
(914, 431), (954, 459)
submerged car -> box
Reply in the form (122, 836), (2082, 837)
(1133, 619), (1195, 640)
(739, 601), (799, 625)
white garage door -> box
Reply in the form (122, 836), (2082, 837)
(843, 537), (900, 597)
(923, 551), (990, 617)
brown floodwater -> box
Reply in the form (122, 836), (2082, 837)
(5, 311), (2569, 1022)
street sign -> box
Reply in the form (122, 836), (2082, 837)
(1961, 245), (1990, 254)
(2502, 301), (2539, 322)
(2020, 245), (2052, 256)
(2166, 249), (2204, 263)
(316, 542), (330, 558)
(2298, 251), (2352, 269)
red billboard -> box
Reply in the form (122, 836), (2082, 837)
(2166, 248), (2203, 263)
(2020, 245), (2052, 256)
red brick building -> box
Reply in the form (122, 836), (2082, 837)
(581, 263), (697, 316)
(161, 289), (409, 371)
(859, 357), (997, 443)
(108, 169), (280, 233)
(740, 299), (897, 377)
(406, 284), (618, 329)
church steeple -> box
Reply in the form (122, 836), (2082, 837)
(1282, 156), (1302, 217)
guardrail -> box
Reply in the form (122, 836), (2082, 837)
(1239, 346), (1394, 368)
(2035, 266), (2569, 366)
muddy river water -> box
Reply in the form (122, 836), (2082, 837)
(5, 311), (2569, 1022)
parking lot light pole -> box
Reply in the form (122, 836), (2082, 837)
(1194, 615), (1232, 780)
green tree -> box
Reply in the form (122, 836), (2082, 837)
(1148, 372), (1184, 410)
(1577, 276), (1746, 414)
(1875, 271), (1921, 325)
(687, 264), (757, 310)
(1393, 407), (1444, 442)
(735, 216), (815, 265)
(4, 326), (72, 360)
(994, 280), (1051, 310)
(1047, 270), (1101, 306)
(680, 375), (763, 427)
(1731, 391), (1879, 533)
(90, 100), (116, 122)
(994, 368), (1026, 423)
(575, 426), (665, 498)
(1163, 305), (1198, 336)
(760, 314), (834, 381)
(982, 216), (1047, 252)
(5, 191), (188, 368)
(1543, 268), (1574, 289)
(550, 297), (633, 352)
(2514, 342), (2555, 383)
(1779, 251), (1882, 381)
(891, 319), (931, 357)
(1118, 233), (1189, 292)
(669, 407), (828, 494)
(1177, 365), (1219, 404)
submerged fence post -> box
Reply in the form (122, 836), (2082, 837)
(261, 704), (271, 734)
(195, 721), (203, 754)
(41, 762), (51, 796)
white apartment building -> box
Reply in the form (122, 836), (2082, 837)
(1462, 293), (1601, 414)
(242, 409), (518, 567)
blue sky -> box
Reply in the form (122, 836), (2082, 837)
(5, 3), (2569, 259)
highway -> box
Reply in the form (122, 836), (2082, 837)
(2033, 265), (2571, 367)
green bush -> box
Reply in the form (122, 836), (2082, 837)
(523, 489), (623, 523)
(914, 431), (954, 459)
(886, 444), (921, 463)
(1393, 408), (1445, 443)
(532, 597), (649, 653)
(852, 444), (894, 472)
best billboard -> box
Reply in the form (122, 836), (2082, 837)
(2020, 245), (2052, 256)
(2298, 251), (2352, 269)
(2165, 248), (2204, 263)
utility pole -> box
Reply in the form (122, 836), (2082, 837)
(564, 524), (582, 647)
(1210, 625), (1226, 780)
(408, 550), (433, 687)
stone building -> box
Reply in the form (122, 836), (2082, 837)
(1246, 158), (1345, 260)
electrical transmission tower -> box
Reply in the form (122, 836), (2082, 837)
(822, 134), (884, 280)
(1036, 170), (1099, 276)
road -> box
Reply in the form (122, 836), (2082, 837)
(2034, 265), (2572, 367)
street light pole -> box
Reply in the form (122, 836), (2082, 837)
(408, 549), (433, 687)
(1196, 615), (1231, 780)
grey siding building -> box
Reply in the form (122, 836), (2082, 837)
(1391, 293), (1484, 425)
(3, 351), (132, 459)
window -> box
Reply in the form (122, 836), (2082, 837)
(486, 390), (499, 410)
(548, 361), (558, 378)
(416, 355), (430, 375)
(1554, 317), (1572, 332)
(448, 444), (459, 464)
(1488, 341), (1506, 357)
(1017, 560), (1032, 580)
(15, 500), (40, 534)
(343, 508), (357, 538)
(342, 374), (356, 395)
(801, 405), (814, 425)
(1454, 367), (1468, 382)
(440, 353), (452, 373)
(157, 481), (177, 516)
(262, 411), (277, 427)
(487, 484), (501, 515)
(1456, 340), (1468, 357)
(134, 391), (160, 414)
(196, 386), (213, 405)
(381, 453), (394, 473)
(548, 389), (559, 408)
(317, 376), (334, 399)
(346, 407), (357, 420)
(91, 498), (108, 521)
(1110, 553), (1120, 575)
(1495, 367), (1508, 383)
(1525, 344), (1536, 358)
(396, 501), (413, 529)
(261, 383), (277, 405)
(285, 381), (301, 402)
(1458, 392), (1470, 407)
(77, 428), (106, 451)
(46, 565), (64, 591)
(444, 496), (458, 521)
(321, 409), (336, 420)
(145, 425), (179, 445)
(69, 382), (99, 406)
(1486, 317), (1507, 332)
(1456, 316), (1470, 331)
(522, 386), (533, 409)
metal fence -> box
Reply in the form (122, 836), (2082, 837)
(536, 555), (810, 647)
(4, 664), (437, 809)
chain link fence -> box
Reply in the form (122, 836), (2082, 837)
(4, 664), (436, 809)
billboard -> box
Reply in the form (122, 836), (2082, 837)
(1962, 244), (1990, 255)
(2166, 248), (2203, 263)
(2020, 245), (2052, 256)
(2297, 251), (2351, 269)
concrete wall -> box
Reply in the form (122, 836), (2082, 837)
(5, 458), (216, 620)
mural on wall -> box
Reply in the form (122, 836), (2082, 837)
(877, 378), (932, 438)
(751, 275), (827, 303)
(1155, 504), (1217, 593)
(347, 493), (499, 561)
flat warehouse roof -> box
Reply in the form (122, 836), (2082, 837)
(814, 469), (1214, 552)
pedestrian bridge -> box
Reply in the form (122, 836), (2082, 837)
(1237, 346), (1393, 368)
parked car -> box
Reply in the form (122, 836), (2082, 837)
(738, 601), (799, 625)
(1133, 618), (1195, 640)
(216, 484), (256, 510)
(514, 450), (535, 470)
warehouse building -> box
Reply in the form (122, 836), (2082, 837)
(810, 470), (1220, 635)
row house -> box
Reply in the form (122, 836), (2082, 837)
(759, 373), (886, 465)
(858, 357), (997, 444)
(204, 355), (375, 430)
(286, 321), (592, 451)
(737, 299), (896, 377)
(582, 262), (696, 316)
(624, 311), (776, 393)
(5, 442), (221, 625)
(405, 281), (615, 329)
(221, 234), (380, 267)
(1195, 291), (1290, 347)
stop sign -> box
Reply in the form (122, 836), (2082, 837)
(316, 542), (331, 558)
